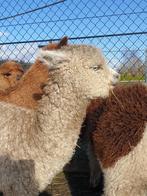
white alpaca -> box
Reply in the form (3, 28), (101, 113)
(0, 43), (118, 195)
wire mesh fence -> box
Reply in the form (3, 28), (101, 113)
(0, 0), (146, 82)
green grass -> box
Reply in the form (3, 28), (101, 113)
(120, 74), (145, 81)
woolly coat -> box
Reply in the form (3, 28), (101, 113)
(87, 83), (147, 196)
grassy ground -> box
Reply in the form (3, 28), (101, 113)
(120, 74), (145, 81)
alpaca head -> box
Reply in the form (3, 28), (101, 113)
(0, 61), (24, 91)
(38, 38), (119, 99)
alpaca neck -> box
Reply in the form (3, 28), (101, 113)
(38, 71), (88, 136)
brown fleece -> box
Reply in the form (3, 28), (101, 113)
(0, 61), (24, 93)
(91, 83), (147, 168)
(0, 37), (68, 109)
(0, 60), (49, 109)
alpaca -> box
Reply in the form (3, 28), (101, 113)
(0, 60), (48, 109)
(0, 37), (68, 109)
(0, 40), (119, 195)
(0, 61), (24, 93)
(0, 59), (48, 109)
(87, 83), (147, 196)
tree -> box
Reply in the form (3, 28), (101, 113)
(119, 49), (145, 77)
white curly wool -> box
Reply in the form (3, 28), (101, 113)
(0, 44), (118, 195)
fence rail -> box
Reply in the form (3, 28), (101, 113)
(0, 0), (146, 82)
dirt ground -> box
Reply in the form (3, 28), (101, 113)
(42, 138), (103, 196)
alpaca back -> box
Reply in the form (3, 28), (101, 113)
(93, 83), (147, 168)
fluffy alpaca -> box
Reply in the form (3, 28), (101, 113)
(0, 40), (118, 195)
(0, 61), (24, 93)
(87, 83), (147, 196)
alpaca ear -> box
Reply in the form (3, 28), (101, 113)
(57, 36), (68, 48)
(38, 49), (69, 70)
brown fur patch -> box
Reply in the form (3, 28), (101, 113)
(33, 93), (43, 100)
(0, 61), (24, 73)
(91, 83), (147, 168)
(42, 36), (68, 50)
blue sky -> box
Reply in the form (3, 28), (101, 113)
(0, 0), (146, 68)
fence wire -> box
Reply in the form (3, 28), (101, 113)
(0, 0), (146, 81)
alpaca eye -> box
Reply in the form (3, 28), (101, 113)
(93, 66), (99, 71)
(3, 72), (11, 77)
(92, 64), (102, 71)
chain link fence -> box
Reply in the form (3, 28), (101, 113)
(0, 0), (146, 82)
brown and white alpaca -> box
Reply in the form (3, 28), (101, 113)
(0, 39), (118, 195)
(85, 83), (147, 196)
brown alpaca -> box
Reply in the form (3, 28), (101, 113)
(0, 61), (24, 93)
(0, 37), (68, 109)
